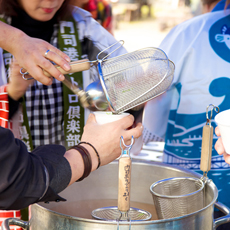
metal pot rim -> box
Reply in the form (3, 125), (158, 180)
(34, 161), (218, 224)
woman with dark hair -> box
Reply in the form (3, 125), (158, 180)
(0, 0), (127, 152)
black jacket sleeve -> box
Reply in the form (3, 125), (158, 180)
(0, 127), (72, 210)
(8, 95), (21, 120)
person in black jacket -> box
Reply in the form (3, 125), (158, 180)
(0, 111), (142, 210)
(0, 61), (143, 210)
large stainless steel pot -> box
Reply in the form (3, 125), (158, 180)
(2, 160), (230, 229)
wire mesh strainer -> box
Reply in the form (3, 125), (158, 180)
(91, 136), (152, 228)
(150, 177), (204, 219)
(25, 41), (174, 113)
(150, 104), (220, 219)
(98, 47), (174, 114)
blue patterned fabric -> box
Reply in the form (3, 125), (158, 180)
(143, 9), (230, 209)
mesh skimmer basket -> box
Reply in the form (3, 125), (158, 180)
(97, 47), (175, 114)
(91, 137), (152, 224)
(149, 105), (219, 220)
(26, 41), (174, 114)
(150, 177), (205, 219)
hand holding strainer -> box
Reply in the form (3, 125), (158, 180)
(150, 104), (219, 219)
(91, 136), (152, 226)
(57, 43), (175, 113)
(21, 41), (175, 113)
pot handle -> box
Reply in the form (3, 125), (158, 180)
(1, 217), (29, 230)
(214, 201), (230, 229)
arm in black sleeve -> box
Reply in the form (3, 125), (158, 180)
(8, 95), (21, 120)
(0, 127), (72, 210)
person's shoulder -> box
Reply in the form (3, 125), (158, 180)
(173, 10), (230, 33)
(191, 10), (229, 25)
(71, 6), (93, 22)
(159, 10), (230, 63)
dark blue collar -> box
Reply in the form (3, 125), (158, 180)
(212, 0), (230, 12)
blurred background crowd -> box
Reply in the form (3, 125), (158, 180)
(103, 0), (199, 51)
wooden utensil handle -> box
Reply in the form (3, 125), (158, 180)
(118, 156), (131, 212)
(200, 125), (213, 172)
(43, 59), (91, 77)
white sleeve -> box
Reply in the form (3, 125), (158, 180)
(142, 88), (173, 143)
(74, 7), (127, 57)
(142, 22), (190, 143)
(0, 49), (7, 86)
(85, 18), (127, 57)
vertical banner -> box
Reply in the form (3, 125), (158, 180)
(58, 19), (85, 149)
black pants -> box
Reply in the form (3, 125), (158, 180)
(215, 211), (230, 230)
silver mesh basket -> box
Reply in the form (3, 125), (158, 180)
(91, 206), (151, 222)
(98, 47), (175, 114)
(150, 177), (205, 219)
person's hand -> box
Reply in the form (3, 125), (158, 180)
(64, 113), (143, 184)
(81, 113), (143, 168)
(7, 59), (35, 101)
(8, 30), (71, 85)
(215, 126), (230, 164)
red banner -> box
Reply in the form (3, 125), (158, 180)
(0, 85), (22, 230)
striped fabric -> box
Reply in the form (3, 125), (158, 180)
(0, 85), (21, 230)
(0, 210), (21, 230)
(0, 85), (9, 128)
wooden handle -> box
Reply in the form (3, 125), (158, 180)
(43, 59), (91, 77)
(118, 156), (131, 212)
(200, 125), (213, 172)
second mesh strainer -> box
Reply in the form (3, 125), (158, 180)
(150, 104), (219, 219)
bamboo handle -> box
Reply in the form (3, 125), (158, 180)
(200, 125), (213, 172)
(118, 156), (131, 212)
(62, 75), (82, 95)
(43, 59), (91, 77)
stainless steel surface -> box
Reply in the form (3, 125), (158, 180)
(150, 107), (216, 220)
(1, 218), (28, 230)
(150, 177), (205, 219)
(2, 161), (230, 230)
(131, 141), (164, 162)
(91, 206), (151, 221)
(84, 80), (109, 111)
(63, 76), (108, 111)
